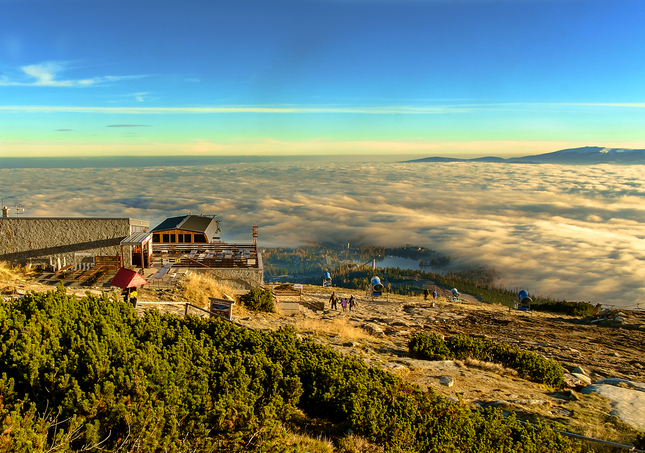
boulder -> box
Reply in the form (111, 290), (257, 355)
(571, 366), (587, 376)
(383, 363), (409, 373)
(571, 373), (592, 386)
(485, 400), (514, 410)
(343, 341), (361, 348)
(361, 323), (385, 337)
(581, 379), (645, 431)
(439, 376), (454, 387)
(515, 399), (549, 407)
(563, 373), (588, 388)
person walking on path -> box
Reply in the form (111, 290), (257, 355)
(329, 292), (338, 310)
(349, 296), (356, 312)
(432, 290), (438, 300)
(424, 288), (429, 301)
(341, 298), (348, 312)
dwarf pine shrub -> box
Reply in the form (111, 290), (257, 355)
(531, 300), (600, 317)
(0, 291), (580, 452)
(238, 288), (275, 312)
(410, 332), (565, 387)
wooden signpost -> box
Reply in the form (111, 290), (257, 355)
(209, 297), (234, 321)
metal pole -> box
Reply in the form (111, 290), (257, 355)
(554, 430), (644, 452)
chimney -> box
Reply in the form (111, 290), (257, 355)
(2, 207), (8, 218)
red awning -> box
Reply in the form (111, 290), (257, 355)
(110, 267), (148, 289)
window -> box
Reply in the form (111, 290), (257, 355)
(153, 234), (160, 243)
(162, 234), (170, 243)
(178, 234), (184, 243)
(170, 234), (176, 243)
(184, 234), (192, 243)
(193, 234), (207, 243)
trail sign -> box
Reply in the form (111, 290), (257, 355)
(209, 297), (234, 321)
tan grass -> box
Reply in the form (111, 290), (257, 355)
(0, 261), (34, 294)
(179, 272), (237, 309)
(294, 317), (371, 341)
(461, 358), (519, 377)
(282, 433), (335, 453)
(337, 434), (385, 453)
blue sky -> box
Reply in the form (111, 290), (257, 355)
(2, 0), (645, 157)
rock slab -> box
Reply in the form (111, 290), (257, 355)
(581, 379), (645, 431)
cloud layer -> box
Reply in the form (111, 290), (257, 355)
(1, 161), (644, 308)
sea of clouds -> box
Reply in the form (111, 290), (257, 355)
(2, 160), (644, 308)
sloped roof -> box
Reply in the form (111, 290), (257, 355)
(151, 216), (186, 232)
(110, 267), (148, 289)
(151, 215), (220, 241)
(120, 231), (152, 246)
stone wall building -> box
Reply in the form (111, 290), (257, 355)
(0, 217), (149, 269)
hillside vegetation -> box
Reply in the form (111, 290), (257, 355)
(409, 332), (565, 387)
(263, 244), (599, 316)
(0, 290), (584, 452)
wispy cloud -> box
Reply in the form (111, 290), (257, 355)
(55, 129), (72, 132)
(106, 124), (152, 128)
(0, 104), (472, 114)
(0, 61), (149, 87)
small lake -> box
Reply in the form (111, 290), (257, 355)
(368, 256), (436, 271)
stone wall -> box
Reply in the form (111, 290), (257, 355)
(0, 218), (148, 268)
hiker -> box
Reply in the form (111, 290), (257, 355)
(432, 290), (438, 300)
(341, 298), (348, 312)
(329, 292), (338, 310)
(349, 295), (356, 312)
(424, 288), (429, 300)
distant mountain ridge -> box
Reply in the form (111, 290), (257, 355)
(407, 147), (645, 165)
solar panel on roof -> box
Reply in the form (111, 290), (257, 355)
(151, 216), (187, 232)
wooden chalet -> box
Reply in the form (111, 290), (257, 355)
(150, 215), (261, 271)
(151, 214), (222, 245)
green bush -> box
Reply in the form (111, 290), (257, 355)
(0, 291), (581, 452)
(238, 288), (275, 312)
(531, 301), (600, 317)
(410, 333), (565, 387)
(635, 431), (645, 449)
(408, 332), (451, 360)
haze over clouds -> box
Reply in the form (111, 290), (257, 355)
(2, 161), (644, 308)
